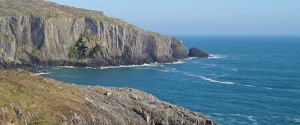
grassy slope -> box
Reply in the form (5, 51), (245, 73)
(0, 0), (102, 18)
(0, 69), (89, 124)
(0, 0), (137, 29)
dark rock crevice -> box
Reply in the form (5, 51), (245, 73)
(30, 15), (45, 49)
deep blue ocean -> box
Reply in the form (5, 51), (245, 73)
(41, 36), (300, 125)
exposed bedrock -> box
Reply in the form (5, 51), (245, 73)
(0, 14), (188, 67)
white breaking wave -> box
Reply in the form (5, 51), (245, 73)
(99, 63), (160, 69)
(165, 60), (185, 64)
(31, 72), (51, 76)
(243, 84), (256, 87)
(156, 68), (178, 73)
(229, 68), (238, 72)
(265, 87), (274, 90)
(182, 72), (197, 77)
(182, 72), (235, 85)
(184, 57), (197, 60)
(247, 116), (258, 124)
(57, 66), (77, 68)
(238, 84), (300, 93)
(209, 54), (227, 59)
(212, 113), (224, 116)
(198, 76), (235, 84)
(172, 60), (185, 64)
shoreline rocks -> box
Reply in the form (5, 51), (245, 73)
(0, 70), (217, 125)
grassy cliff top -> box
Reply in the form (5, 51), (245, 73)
(0, 69), (89, 124)
(0, 0), (137, 28)
(0, 0), (103, 17)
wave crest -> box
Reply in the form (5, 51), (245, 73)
(183, 72), (235, 84)
(209, 54), (227, 59)
(100, 63), (160, 69)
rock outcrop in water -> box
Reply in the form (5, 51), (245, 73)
(188, 47), (211, 58)
(0, 0), (188, 68)
(0, 70), (216, 125)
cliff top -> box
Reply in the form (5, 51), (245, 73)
(0, 0), (136, 28)
(0, 0), (103, 17)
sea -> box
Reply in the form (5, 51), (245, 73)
(41, 35), (300, 125)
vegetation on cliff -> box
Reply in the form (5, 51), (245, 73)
(68, 30), (103, 60)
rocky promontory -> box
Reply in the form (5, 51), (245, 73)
(0, 0), (188, 68)
(0, 70), (216, 125)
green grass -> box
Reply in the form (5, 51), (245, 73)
(68, 30), (104, 59)
(32, 46), (42, 57)
(68, 46), (80, 59)
(0, 70), (90, 124)
(0, 0), (139, 29)
(0, 31), (4, 40)
(0, 30), (15, 43)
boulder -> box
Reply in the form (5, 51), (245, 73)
(188, 47), (210, 58)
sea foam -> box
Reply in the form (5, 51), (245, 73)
(99, 63), (160, 69)
(182, 72), (235, 85)
(209, 54), (227, 59)
(31, 72), (51, 76)
(198, 76), (235, 84)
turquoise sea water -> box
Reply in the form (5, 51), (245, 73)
(41, 36), (300, 125)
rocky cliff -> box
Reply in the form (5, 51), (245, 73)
(0, 0), (188, 68)
(0, 70), (216, 125)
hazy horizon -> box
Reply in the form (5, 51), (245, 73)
(47, 0), (300, 36)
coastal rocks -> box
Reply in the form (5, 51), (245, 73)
(0, 70), (217, 124)
(188, 47), (211, 58)
(81, 87), (217, 125)
(0, 61), (42, 72)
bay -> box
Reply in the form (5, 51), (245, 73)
(41, 35), (300, 125)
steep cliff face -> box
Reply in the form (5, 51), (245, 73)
(0, 0), (188, 67)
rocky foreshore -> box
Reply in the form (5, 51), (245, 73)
(0, 70), (216, 125)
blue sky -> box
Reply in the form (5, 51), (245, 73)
(47, 0), (300, 36)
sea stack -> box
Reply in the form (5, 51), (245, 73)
(188, 47), (211, 58)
